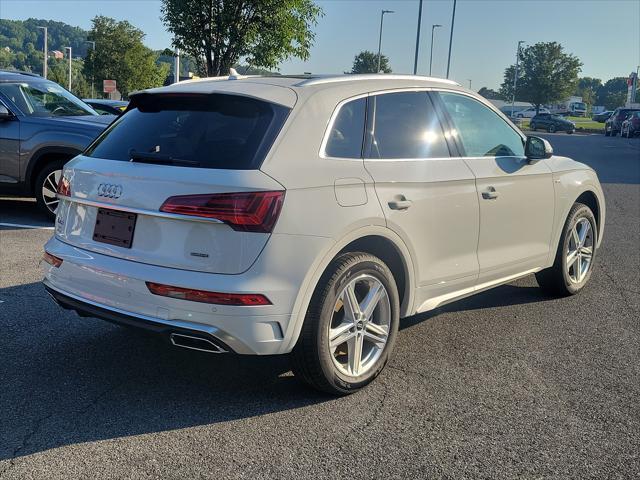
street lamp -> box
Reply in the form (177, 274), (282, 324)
(65, 47), (72, 92)
(377, 9), (394, 73)
(468, 79), (472, 89)
(85, 41), (95, 98)
(413, 0), (424, 75)
(429, 24), (442, 76)
(446, 0), (457, 78)
(37, 26), (47, 79)
(511, 40), (525, 117)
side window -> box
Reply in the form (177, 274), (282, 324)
(324, 97), (366, 158)
(366, 91), (450, 159)
(439, 92), (524, 157)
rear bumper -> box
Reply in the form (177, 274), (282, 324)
(42, 234), (330, 355)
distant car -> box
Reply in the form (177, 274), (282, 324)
(83, 99), (128, 115)
(0, 70), (114, 218)
(621, 111), (640, 138)
(529, 113), (575, 134)
(515, 107), (550, 118)
(592, 110), (613, 123)
(605, 107), (640, 136)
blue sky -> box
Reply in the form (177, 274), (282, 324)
(1, 0), (638, 89)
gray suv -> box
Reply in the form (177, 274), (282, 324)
(0, 70), (113, 218)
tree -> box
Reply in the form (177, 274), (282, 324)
(48, 57), (91, 98)
(85, 16), (169, 98)
(351, 50), (391, 74)
(477, 87), (503, 100)
(161, 0), (323, 77)
(499, 42), (582, 113)
(575, 77), (602, 106)
(596, 77), (628, 109)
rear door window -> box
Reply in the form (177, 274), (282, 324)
(324, 97), (366, 158)
(86, 94), (290, 170)
(366, 91), (450, 159)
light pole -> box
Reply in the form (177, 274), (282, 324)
(429, 24), (442, 76)
(467, 79), (472, 89)
(37, 26), (48, 79)
(85, 41), (95, 98)
(446, 0), (457, 78)
(377, 9), (394, 73)
(174, 47), (180, 84)
(413, 0), (423, 75)
(511, 40), (525, 117)
(65, 47), (72, 92)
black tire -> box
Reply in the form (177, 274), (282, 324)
(548, 124), (556, 133)
(604, 128), (610, 137)
(291, 252), (400, 395)
(530, 122), (537, 131)
(536, 202), (597, 296)
(567, 129), (574, 135)
(34, 161), (66, 220)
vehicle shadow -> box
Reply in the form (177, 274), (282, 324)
(0, 197), (52, 227)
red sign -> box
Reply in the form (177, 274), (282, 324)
(103, 80), (117, 93)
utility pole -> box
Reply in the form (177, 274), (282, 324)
(511, 40), (525, 117)
(429, 24), (442, 76)
(85, 41), (96, 98)
(174, 47), (180, 84)
(37, 26), (48, 79)
(413, 0), (423, 75)
(377, 10), (394, 73)
(446, 0), (457, 78)
(468, 79), (472, 89)
(65, 47), (72, 92)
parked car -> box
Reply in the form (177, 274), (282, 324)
(621, 111), (640, 138)
(514, 107), (550, 118)
(0, 70), (114, 217)
(83, 99), (128, 115)
(605, 107), (640, 136)
(42, 74), (606, 394)
(530, 113), (575, 134)
(592, 110), (613, 123)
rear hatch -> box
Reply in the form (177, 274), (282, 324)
(55, 91), (291, 274)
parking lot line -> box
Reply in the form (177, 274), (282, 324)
(0, 222), (54, 230)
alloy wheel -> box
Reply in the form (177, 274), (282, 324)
(42, 169), (61, 215)
(566, 217), (594, 284)
(329, 274), (391, 377)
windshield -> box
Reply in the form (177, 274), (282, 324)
(86, 93), (290, 170)
(0, 81), (97, 117)
(573, 102), (586, 110)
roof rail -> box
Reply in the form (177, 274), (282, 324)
(295, 74), (461, 87)
(0, 69), (42, 78)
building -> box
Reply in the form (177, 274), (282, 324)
(50, 50), (63, 60)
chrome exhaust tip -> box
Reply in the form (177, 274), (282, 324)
(169, 333), (228, 354)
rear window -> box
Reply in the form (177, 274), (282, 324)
(86, 93), (290, 170)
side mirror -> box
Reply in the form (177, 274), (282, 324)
(525, 135), (553, 162)
(0, 104), (13, 121)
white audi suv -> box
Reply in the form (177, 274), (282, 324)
(42, 74), (605, 394)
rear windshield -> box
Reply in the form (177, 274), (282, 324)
(85, 93), (290, 170)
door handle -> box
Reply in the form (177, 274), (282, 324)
(388, 198), (412, 210)
(482, 187), (499, 200)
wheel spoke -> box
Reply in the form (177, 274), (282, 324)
(571, 226), (580, 248)
(566, 249), (579, 269)
(578, 221), (591, 247)
(347, 334), (364, 376)
(42, 186), (57, 199)
(363, 328), (387, 349)
(44, 198), (59, 207)
(342, 283), (361, 322)
(45, 175), (58, 193)
(361, 281), (385, 321)
(329, 322), (355, 351)
(53, 170), (61, 183)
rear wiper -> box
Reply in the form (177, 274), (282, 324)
(129, 149), (201, 167)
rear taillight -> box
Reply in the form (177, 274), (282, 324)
(42, 251), (63, 268)
(160, 191), (284, 233)
(57, 176), (71, 197)
(146, 282), (271, 306)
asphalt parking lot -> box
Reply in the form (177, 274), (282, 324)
(1, 133), (639, 479)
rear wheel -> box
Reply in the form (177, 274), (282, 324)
(34, 161), (65, 219)
(530, 122), (537, 131)
(536, 202), (597, 296)
(548, 124), (556, 133)
(291, 252), (400, 395)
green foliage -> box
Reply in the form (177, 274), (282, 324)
(477, 87), (503, 100)
(575, 77), (602, 106)
(161, 0), (323, 76)
(596, 77), (629, 109)
(499, 42), (582, 110)
(48, 57), (91, 98)
(351, 50), (391, 74)
(85, 16), (169, 97)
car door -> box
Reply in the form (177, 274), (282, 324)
(435, 91), (555, 284)
(0, 96), (20, 185)
(363, 90), (480, 311)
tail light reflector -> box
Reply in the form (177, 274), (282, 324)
(146, 282), (271, 306)
(57, 176), (71, 197)
(159, 191), (284, 233)
(42, 251), (63, 268)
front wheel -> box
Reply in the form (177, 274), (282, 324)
(536, 202), (597, 296)
(548, 124), (556, 133)
(530, 122), (537, 131)
(291, 252), (400, 395)
(35, 161), (65, 220)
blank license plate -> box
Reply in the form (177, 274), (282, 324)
(93, 208), (137, 248)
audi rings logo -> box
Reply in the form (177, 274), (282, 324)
(97, 183), (123, 199)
